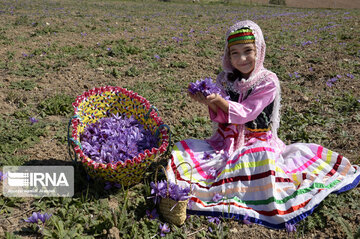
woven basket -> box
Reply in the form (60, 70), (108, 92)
(155, 163), (192, 226)
(68, 86), (170, 187)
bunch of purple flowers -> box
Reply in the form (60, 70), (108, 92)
(150, 180), (191, 204)
(24, 212), (52, 224)
(81, 113), (158, 164)
(188, 77), (221, 97)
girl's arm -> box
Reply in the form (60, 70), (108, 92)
(206, 94), (229, 114)
(209, 78), (277, 124)
(188, 92), (218, 112)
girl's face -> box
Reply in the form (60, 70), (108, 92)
(229, 43), (256, 79)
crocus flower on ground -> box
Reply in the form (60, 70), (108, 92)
(104, 181), (122, 190)
(346, 73), (354, 79)
(188, 77), (221, 97)
(159, 223), (170, 237)
(207, 216), (221, 225)
(81, 113), (158, 164)
(25, 212), (52, 224)
(326, 77), (338, 87)
(285, 222), (297, 233)
(29, 117), (38, 124)
(0, 171), (6, 181)
(146, 208), (159, 220)
(243, 214), (252, 225)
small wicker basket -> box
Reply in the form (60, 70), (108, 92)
(155, 162), (193, 226)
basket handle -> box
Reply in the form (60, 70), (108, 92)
(67, 115), (82, 163)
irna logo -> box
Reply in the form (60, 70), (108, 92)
(7, 172), (69, 187)
(3, 166), (74, 197)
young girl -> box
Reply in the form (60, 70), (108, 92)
(165, 20), (360, 229)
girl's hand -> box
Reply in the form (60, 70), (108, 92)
(189, 92), (208, 105)
(206, 93), (218, 103)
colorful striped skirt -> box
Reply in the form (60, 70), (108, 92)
(165, 136), (360, 229)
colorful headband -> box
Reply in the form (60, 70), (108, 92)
(227, 28), (255, 47)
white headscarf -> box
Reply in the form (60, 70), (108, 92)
(220, 20), (282, 142)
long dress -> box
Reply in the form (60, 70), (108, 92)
(165, 20), (360, 229)
(165, 73), (360, 229)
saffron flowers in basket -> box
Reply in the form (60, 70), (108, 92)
(150, 180), (191, 205)
(188, 77), (221, 97)
(150, 163), (193, 226)
(81, 113), (158, 164)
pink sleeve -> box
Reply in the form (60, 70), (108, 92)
(228, 79), (277, 124)
(209, 77), (277, 124)
(209, 106), (228, 123)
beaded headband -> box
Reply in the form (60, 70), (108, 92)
(227, 28), (255, 47)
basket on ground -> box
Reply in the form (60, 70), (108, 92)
(68, 86), (170, 187)
(155, 163), (193, 226)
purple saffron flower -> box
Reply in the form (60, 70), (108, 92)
(22, 53), (28, 57)
(301, 40), (312, 46)
(104, 181), (121, 190)
(345, 73), (354, 79)
(326, 81), (334, 87)
(207, 216), (220, 225)
(0, 171), (6, 181)
(294, 72), (300, 78)
(168, 183), (190, 201)
(29, 117), (38, 124)
(202, 152), (212, 160)
(38, 213), (52, 223)
(154, 54), (160, 60)
(146, 208), (159, 220)
(326, 77), (338, 87)
(357, 99), (360, 103)
(81, 113), (158, 164)
(104, 182), (112, 190)
(285, 222), (297, 233)
(25, 212), (52, 224)
(208, 167), (217, 177)
(159, 223), (170, 237)
(309, 67), (313, 72)
(188, 78), (221, 97)
(243, 214), (252, 225)
(212, 193), (223, 203)
(150, 180), (167, 204)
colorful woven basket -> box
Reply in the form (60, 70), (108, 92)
(68, 86), (170, 187)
